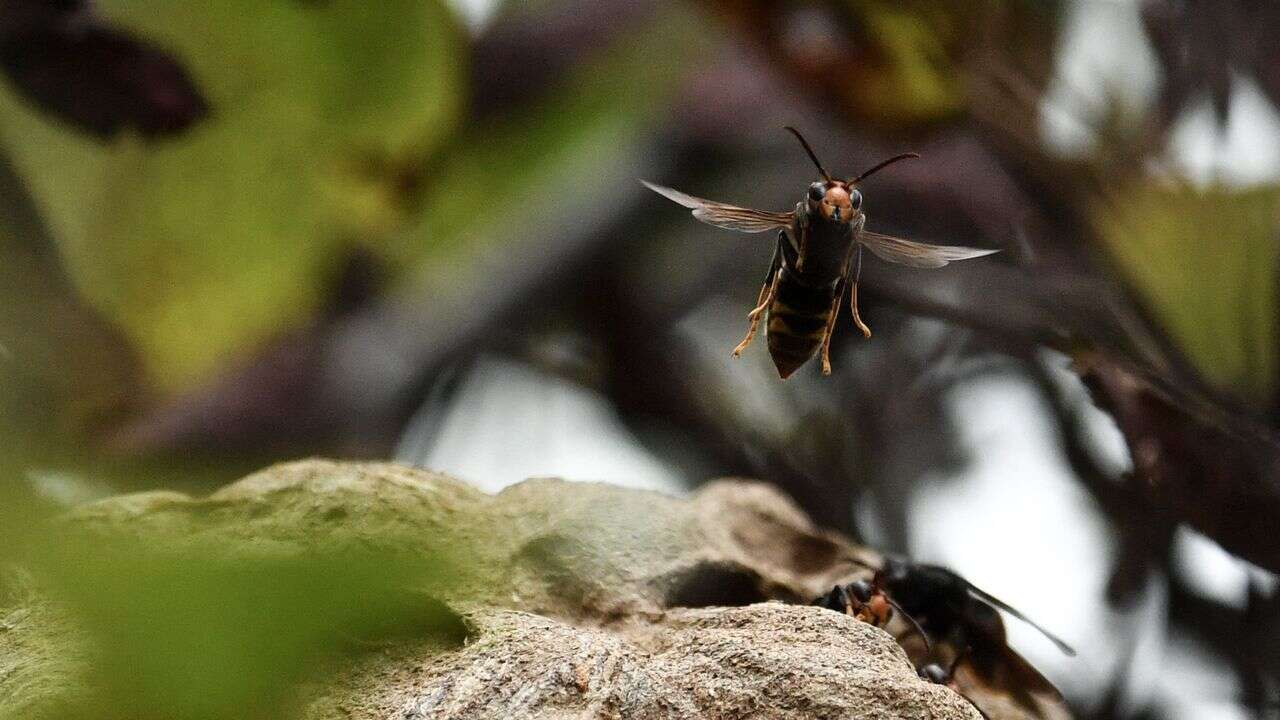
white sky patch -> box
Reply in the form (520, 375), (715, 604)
(1172, 526), (1252, 610)
(398, 356), (686, 495)
(1168, 97), (1220, 184)
(1040, 349), (1133, 477)
(1115, 575), (1168, 716)
(25, 469), (115, 507)
(1217, 78), (1280, 185)
(909, 374), (1120, 698)
(1153, 631), (1252, 720)
(1168, 77), (1280, 188)
(447, 0), (501, 33)
(1042, 1), (1280, 188)
(1040, 0), (1159, 156)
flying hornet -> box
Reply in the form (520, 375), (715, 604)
(643, 127), (998, 379)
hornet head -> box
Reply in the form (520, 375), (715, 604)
(806, 179), (862, 224)
(784, 126), (918, 226)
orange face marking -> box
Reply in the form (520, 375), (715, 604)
(819, 183), (853, 223)
(852, 593), (893, 627)
(851, 594), (887, 627)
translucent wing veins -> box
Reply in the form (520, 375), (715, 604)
(859, 230), (999, 268)
(642, 180), (793, 233)
(642, 179), (999, 266)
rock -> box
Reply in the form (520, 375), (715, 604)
(335, 605), (971, 720)
(0, 460), (979, 720)
(0, 570), (89, 719)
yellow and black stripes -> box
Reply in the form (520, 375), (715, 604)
(765, 267), (839, 379)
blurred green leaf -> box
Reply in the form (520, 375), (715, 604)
(0, 1), (464, 393)
(831, 0), (1061, 126)
(56, 544), (458, 720)
(3, 513), (463, 720)
(389, 4), (709, 285)
(1094, 183), (1280, 399)
(856, 4), (965, 123)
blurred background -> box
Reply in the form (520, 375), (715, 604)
(2, 0), (1280, 718)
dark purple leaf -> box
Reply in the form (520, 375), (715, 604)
(0, 22), (210, 139)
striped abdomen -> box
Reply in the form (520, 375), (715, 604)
(766, 267), (837, 379)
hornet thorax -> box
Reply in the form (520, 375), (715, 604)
(785, 182), (862, 285)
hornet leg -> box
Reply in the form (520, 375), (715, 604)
(733, 234), (783, 358)
(849, 242), (871, 338)
(733, 273), (778, 357)
(818, 280), (844, 375)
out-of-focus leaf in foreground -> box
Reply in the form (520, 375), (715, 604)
(0, 0), (464, 393)
(0, 6), (211, 140)
(1093, 183), (1280, 400)
(2, 514), (463, 720)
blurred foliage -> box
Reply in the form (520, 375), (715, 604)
(393, 3), (707, 284)
(0, 228), (130, 452)
(845, 1), (966, 124)
(0, 215), (133, 556)
(0, 4), (468, 716)
(0, 4), (710, 715)
(2, 488), (465, 720)
(0, 0), (710, 535)
(0, 0), (1277, 717)
(0, 5), (211, 140)
(711, 0), (1062, 129)
(103, 554), (453, 719)
(0, 0), (706, 398)
(0, 0), (464, 393)
(1093, 183), (1280, 399)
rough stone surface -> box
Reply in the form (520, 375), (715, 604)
(327, 605), (971, 720)
(0, 459), (980, 720)
(0, 573), (86, 720)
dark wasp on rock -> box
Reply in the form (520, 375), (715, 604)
(816, 556), (1076, 720)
